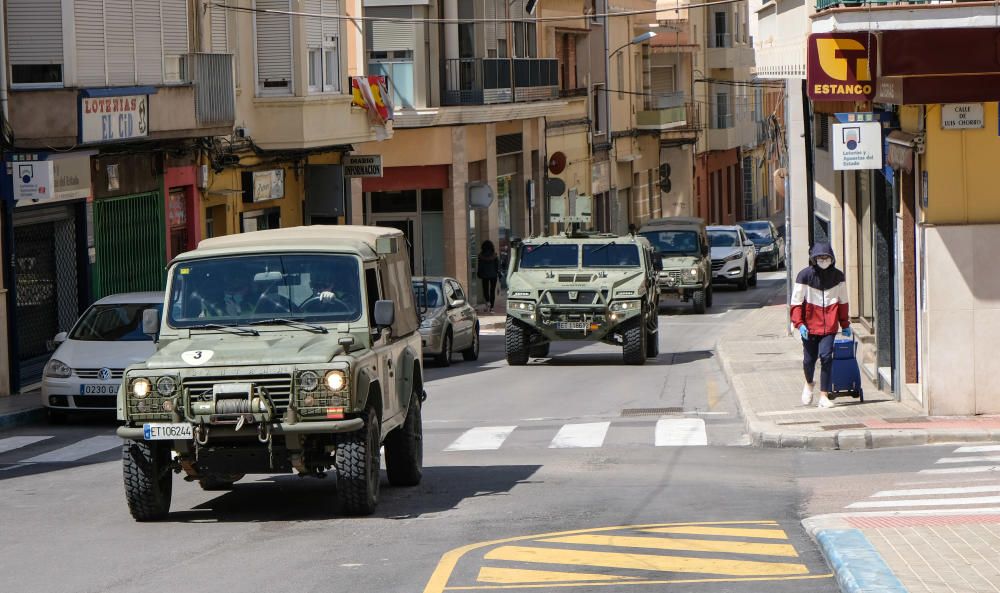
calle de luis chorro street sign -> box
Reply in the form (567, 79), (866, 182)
(807, 33), (877, 102)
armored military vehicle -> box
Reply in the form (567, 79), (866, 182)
(639, 217), (713, 313)
(116, 226), (424, 520)
(504, 232), (660, 365)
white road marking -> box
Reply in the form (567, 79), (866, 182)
(920, 465), (1000, 475)
(655, 418), (708, 446)
(0, 436), (52, 455)
(444, 426), (517, 451)
(847, 495), (1000, 509)
(873, 484), (1000, 498)
(20, 436), (121, 463)
(549, 422), (611, 449)
(954, 445), (1000, 453)
(936, 455), (1000, 464)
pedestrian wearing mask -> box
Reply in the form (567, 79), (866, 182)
(790, 242), (851, 409)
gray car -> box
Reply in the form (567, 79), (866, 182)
(413, 277), (480, 366)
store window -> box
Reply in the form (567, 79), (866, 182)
(241, 207), (281, 233)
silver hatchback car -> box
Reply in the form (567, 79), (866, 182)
(413, 277), (480, 366)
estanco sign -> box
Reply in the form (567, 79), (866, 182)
(807, 33), (877, 102)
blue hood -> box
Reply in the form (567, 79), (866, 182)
(809, 242), (835, 266)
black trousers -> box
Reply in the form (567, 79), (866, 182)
(802, 333), (836, 392)
(481, 278), (497, 308)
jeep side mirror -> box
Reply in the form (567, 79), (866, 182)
(142, 308), (160, 337)
(373, 300), (395, 329)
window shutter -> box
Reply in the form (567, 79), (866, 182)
(105, 0), (136, 85)
(162, 0), (190, 56)
(370, 7), (414, 53)
(484, 0), (497, 54)
(305, 0), (323, 47)
(135, 1), (164, 84)
(8, 0), (63, 67)
(322, 0), (340, 41)
(75, 0), (107, 86)
(212, 1), (230, 53)
(651, 66), (674, 95)
(256, 0), (293, 91)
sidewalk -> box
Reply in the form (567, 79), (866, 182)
(0, 389), (45, 430)
(716, 302), (1000, 450)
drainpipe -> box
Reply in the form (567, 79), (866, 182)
(0, 0), (9, 122)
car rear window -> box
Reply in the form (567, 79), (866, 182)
(70, 303), (164, 341)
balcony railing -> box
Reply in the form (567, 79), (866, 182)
(188, 53), (235, 126)
(816, 0), (936, 10)
(442, 57), (558, 106)
(636, 101), (699, 131)
(709, 32), (733, 49)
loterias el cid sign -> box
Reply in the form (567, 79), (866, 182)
(807, 33), (877, 102)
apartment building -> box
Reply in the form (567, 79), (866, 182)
(1, 0), (236, 393)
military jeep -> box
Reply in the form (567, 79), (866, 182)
(505, 232), (660, 365)
(639, 217), (713, 314)
(116, 226), (425, 521)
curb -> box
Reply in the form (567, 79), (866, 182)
(802, 515), (909, 593)
(0, 407), (46, 431)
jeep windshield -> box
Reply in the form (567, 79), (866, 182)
(519, 244), (579, 268)
(167, 254), (364, 328)
(640, 230), (700, 256)
(582, 244), (640, 267)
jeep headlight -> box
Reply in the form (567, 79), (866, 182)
(43, 358), (72, 379)
(686, 267), (700, 279)
(298, 370), (320, 392)
(510, 300), (535, 312)
(325, 370), (347, 392)
(610, 300), (641, 312)
(155, 376), (177, 396)
(131, 378), (152, 399)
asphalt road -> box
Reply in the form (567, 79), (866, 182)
(0, 271), (952, 593)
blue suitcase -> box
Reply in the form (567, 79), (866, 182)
(829, 337), (864, 402)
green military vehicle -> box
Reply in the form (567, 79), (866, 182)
(639, 217), (713, 314)
(116, 226), (425, 520)
(505, 232), (660, 365)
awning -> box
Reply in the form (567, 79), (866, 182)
(886, 131), (919, 173)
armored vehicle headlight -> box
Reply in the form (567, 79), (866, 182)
(131, 378), (152, 399)
(155, 376), (177, 396)
(298, 370), (320, 392)
(611, 300), (641, 312)
(512, 291), (531, 297)
(325, 370), (347, 392)
(617, 290), (636, 297)
(512, 301), (535, 312)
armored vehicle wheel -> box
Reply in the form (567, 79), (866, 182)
(623, 319), (648, 365)
(198, 474), (244, 491)
(436, 331), (453, 367)
(385, 390), (423, 487)
(123, 440), (173, 522)
(335, 407), (381, 516)
(462, 324), (481, 361)
(529, 342), (550, 358)
(505, 318), (530, 366)
(692, 289), (707, 314)
(738, 265), (749, 291)
(646, 327), (660, 358)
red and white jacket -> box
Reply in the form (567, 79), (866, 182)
(791, 265), (850, 337)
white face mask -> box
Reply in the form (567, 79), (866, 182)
(816, 258), (832, 270)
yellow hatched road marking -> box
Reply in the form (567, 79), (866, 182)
(444, 574), (834, 591)
(642, 526), (789, 540)
(484, 546), (810, 576)
(477, 567), (637, 584)
(537, 534), (799, 557)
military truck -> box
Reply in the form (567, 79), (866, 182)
(639, 217), (713, 314)
(504, 232), (660, 365)
(116, 226), (425, 521)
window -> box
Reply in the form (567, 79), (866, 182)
(366, 7), (416, 107)
(712, 11), (730, 48)
(519, 244), (579, 268)
(513, 22), (538, 58)
(308, 43), (340, 92)
(366, 268), (382, 321)
(815, 113), (830, 151)
(8, 0), (64, 87)
(305, 0), (341, 93)
(256, 0), (293, 94)
(582, 244), (640, 268)
(458, 0), (476, 58)
(71, 303), (164, 342)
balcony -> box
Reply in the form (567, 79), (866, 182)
(636, 92), (693, 130)
(812, 0), (1000, 32)
(442, 58), (558, 106)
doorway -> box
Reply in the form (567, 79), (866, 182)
(372, 216), (417, 273)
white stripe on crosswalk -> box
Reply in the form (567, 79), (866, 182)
(936, 455), (1000, 464)
(920, 465), (1000, 475)
(0, 436), (52, 455)
(655, 418), (708, 446)
(444, 426), (517, 451)
(20, 435), (121, 463)
(954, 445), (1000, 453)
(847, 495), (1000, 509)
(549, 422), (610, 449)
(873, 484), (1000, 498)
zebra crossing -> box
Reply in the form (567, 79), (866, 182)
(845, 444), (1000, 511)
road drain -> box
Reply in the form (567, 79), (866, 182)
(621, 407), (684, 417)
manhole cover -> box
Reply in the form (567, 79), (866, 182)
(775, 420), (821, 426)
(621, 407), (683, 417)
(821, 423), (867, 430)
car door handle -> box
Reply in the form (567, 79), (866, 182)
(387, 359), (393, 369)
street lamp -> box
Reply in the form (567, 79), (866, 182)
(610, 31), (658, 59)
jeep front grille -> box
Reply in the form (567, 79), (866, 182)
(662, 271), (682, 282)
(183, 374), (293, 415)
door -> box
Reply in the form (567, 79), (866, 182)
(92, 192), (166, 298)
(366, 265), (398, 425)
(447, 279), (475, 349)
(373, 217), (418, 274)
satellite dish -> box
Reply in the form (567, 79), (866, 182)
(548, 151), (567, 175)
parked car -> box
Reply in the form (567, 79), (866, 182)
(41, 292), (164, 422)
(707, 225), (757, 290)
(413, 276), (480, 366)
(738, 220), (785, 270)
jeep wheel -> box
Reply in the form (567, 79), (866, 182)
(385, 391), (423, 487)
(198, 474), (244, 491)
(645, 326), (660, 358)
(706, 285), (714, 307)
(462, 324), (480, 361)
(692, 289), (707, 314)
(623, 319), (647, 365)
(435, 330), (452, 367)
(505, 317), (530, 366)
(123, 440), (173, 522)
(529, 342), (550, 358)
(335, 407), (381, 516)
(738, 265), (749, 291)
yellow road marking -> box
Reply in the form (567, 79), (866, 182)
(477, 567), (637, 584)
(484, 546), (810, 576)
(444, 573), (834, 591)
(537, 534), (799, 557)
(642, 526), (789, 540)
(707, 378), (720, 411)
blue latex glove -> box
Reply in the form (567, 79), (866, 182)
(842, 327), (852, 338)
(799, 325), (808, 340)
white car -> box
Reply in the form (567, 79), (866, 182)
(707, 225), (758, 290)
(41, 292), (163, 422)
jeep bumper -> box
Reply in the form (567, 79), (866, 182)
(116, 418), (364, 440)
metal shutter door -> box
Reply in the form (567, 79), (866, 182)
(135, 0), (164, 84)
(8, 0), (63, 67)
(256, 0), (293, 89)
(212, 1), (230, 53)
(162, 0), (190, 56)
(75, 0), (107, 86)
(371, 7), (413, 53)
